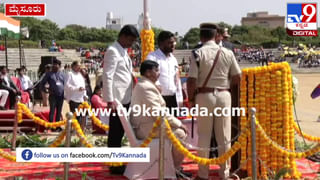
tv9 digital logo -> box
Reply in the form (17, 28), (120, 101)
(287, 3), (318, 36)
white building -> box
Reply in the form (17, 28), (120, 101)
(106, 12), (151, 31)
(106, 12), (123, 31)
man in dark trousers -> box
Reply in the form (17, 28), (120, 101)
(40, 59), (65, 131)
(103, 25), (139, 174)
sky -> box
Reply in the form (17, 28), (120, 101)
(2, 0), (319, 36)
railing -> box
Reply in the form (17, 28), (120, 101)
(3, 95), (320, 180)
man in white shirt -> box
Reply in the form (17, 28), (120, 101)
(65, 61), (86, 122)
(146, 31), (183, 116)
(103, 25), (139, 174)
(17, 67), (33, 98)
(0, 89), (9, 110)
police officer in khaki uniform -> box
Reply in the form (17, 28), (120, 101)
(187, 23), (241, 180)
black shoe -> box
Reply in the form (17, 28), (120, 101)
(176, 168), (193, 178)
(0, 106), (5, 110)
(109, 165), (126, 175)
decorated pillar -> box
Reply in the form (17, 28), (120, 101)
(140, 0), (154, 62)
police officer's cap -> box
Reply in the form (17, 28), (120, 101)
(199, 23), (218, 30)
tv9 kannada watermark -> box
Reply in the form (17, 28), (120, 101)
(17, 148), (150, 162)
(286, 3), (318, 36)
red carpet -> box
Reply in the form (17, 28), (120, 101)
(0, 149), (319, 179)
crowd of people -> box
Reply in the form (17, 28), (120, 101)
(0, 23), (241, 179)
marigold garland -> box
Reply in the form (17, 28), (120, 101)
(240, 69), (248, 169)
(140, 29), (155, 62)
(72, 119), (94, 148)
(293, 122), (320, 142)
(276, 70), (284, 171)
(246, 69), (254, 176)
(264, 68), (271, 168)
(0, 149), (16, 162)
(49, 130), (66, 147)
(239, 62), (305, 179)
(256, 119), (320, 159)
(164, 119), (248, 165)
(104, 117), (162, 167)
(17, 103), (66, 129)
(71, 116), (162, 167)
(12, 71), (320, 178)
(81, 102), (109, 131)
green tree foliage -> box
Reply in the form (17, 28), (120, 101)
(184, 23), (320, 48)
(58, 28), (78, 41)
(217, 22), (232, 32)
(16, 17), (60, 41)
(271, 27), (286, 43)
(183, 27), (200, 48)
(17, 17), (118, 44)
(152, 26), (163, 46)
(0, 4), (4, 13)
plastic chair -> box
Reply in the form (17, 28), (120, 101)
(114, 99), (176, 180)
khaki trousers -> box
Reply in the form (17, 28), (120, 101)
(196, 91), (231, 179)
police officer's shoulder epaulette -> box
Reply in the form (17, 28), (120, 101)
(192, 44), (203, 67)
(192, 44), (202, 59)
(191, 49), (198, 59)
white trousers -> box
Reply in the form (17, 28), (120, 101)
(0, 89), (9, 107)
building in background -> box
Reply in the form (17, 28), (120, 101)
(241, 11), (285, 28)
(106, 12), (123, 31)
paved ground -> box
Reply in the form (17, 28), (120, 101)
(293, 73), (320, 137)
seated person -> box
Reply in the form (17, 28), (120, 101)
(91, 85), (109, 125)
(11, 76), (30, 106)
(130, 60), (192, 178)
(0, 89), (9, 110)
(17, 67), (33, 97)
(0, 66), (21, 109)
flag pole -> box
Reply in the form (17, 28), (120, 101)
(19, 39), (22, 68)
(141, 0), (154, 62)
(4, 35), (8, 69)
(143, 0), (151, 30)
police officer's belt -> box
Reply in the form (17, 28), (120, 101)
(197, 87), (230, 93)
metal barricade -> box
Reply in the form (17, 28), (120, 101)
(64, 112), (73, 180)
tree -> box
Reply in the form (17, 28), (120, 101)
(271, 27), (286, 43)
(0, 4), (4, 13)
(152, 27), (163, 46)
(232, 25), (249, 36)
(183, 27), (200, 47)
(217, 22), (232, 33)
(16, 17), (60, 41)
(65, 24), (87, 32)
(58, 28), (78, 41)
(98, 28), (118, 42)
(41, 19), (59, 40)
